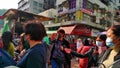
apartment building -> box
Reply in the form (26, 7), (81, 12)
(43, 0), (56, 10)
(44, 0), (114, 38)
(18, 0), (57, 14)
(18, 0), (44, 14)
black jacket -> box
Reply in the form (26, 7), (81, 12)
(51, 39), (72, 61)
(71, 47), (97, 68)
(17, 44), (46, 68)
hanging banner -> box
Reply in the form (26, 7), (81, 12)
(2, 20), (9, 34)
(81, 0), (93, 15)
(75, 11), (82, 21)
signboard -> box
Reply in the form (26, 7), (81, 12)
(75, 11), (82, 21)
(81, 8), (93, 15)
(0, 16), (3, 19)
(81, 0), (93, 15)
(72, 25), (91, 36)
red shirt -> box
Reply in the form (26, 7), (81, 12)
(77, 45), (92, 68)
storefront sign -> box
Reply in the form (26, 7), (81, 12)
(81, 8), (93, 15)
(81, 0), (93, 15)
(0, 16), (3, 19)
(75, 11), (82, 21)
(72, 25), (91, 36)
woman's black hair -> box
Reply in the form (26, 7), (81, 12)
(99, 34), (107, 42)
(111, 25), (120, 37)
(82, 39), (90, 46)
(2, 31), (13, 50)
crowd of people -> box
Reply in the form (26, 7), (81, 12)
(0, 21), (120, 68)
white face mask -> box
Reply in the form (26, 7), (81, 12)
(106, 37), (114, 47)
(96, 41), (102, 46)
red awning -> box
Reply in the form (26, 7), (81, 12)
(59, 25), (92, 36)
(59, 25), (76, 34)
(0, 16), (3, 19)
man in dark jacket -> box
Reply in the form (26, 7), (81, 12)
(0, 48), (16, 68)
(51, 29), (71, 68)
(17, 22), (46, 68)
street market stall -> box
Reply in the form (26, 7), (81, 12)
(2, 9), (52, 35)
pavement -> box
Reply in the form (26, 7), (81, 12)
(48, 57), (79, 68)
(71, 57), (79, 68)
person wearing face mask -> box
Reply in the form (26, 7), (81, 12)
(50, 29), (71, 68)
(96, 34), (107, 54)
(17, 22), (47, 68)
(98, 25), (120, 68)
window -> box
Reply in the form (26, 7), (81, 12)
(33, 1), (38, 6)
(39, 9), (42, 12)
(118, 6), (120, 10)
(33, 7), (37, 10)
(39, 3), (42, 7)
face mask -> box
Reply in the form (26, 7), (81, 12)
(106, 38), (114, 47)
(56, 34), (61, 40)
(24, 38), (30, 50)
(24, 40), (30, 50)
(96, 41), (102, 46)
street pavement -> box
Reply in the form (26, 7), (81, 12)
(71, 57), (79, 68)
(48, 57), (79, 68)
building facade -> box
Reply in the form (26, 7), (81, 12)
(18, 0), (57, 14)
(43, 0), (57, 10)
(18, 0), (44, 14)
(43, 0), (116, 39)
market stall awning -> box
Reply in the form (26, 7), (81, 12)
(59, 25), (92, 36)
(3, 9), (53, 22)
(59, 25), (76, 34)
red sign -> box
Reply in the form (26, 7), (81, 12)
(81, 8), (93, 15)
(0, 16), (3, 19)
(71, 25), (91, 36)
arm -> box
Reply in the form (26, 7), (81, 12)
(71, 47), (94, 58)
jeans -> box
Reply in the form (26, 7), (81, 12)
(51, 59), (63, 68)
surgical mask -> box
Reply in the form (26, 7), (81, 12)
(106, 38), (114, 47)
(56, 34), (61, 40)
(96, 41), (102, 46)
(24, 38), (30, 50)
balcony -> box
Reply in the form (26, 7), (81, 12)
(44, 20), (105, 30)
(18, 0), (28, 8)
(43, 21), (61, 28)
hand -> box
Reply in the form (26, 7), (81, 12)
(65, 48), (71, 54)
(19, 49), (26, 57)
(60, 46), (64, 51)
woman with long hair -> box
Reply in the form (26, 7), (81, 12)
(2, 31), (15, 57)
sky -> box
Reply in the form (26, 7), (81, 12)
(0, 0), (18, 9)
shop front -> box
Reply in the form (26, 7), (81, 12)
(59, 24), (92, 50)
(59, 24), (102, 50)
